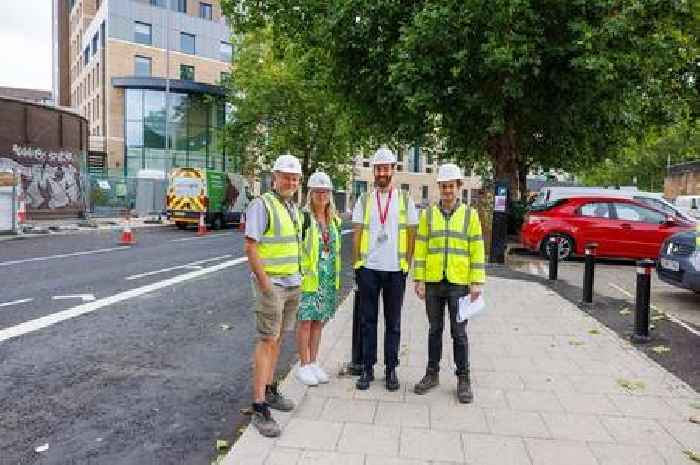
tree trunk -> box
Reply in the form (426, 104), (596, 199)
(487, 127), (520, 200)
(518, 159), (528, 202)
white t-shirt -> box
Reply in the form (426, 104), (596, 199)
(352, 187), (419, 272)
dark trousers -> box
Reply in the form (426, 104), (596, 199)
(425, 281), (470, 376)
(356, 267), (406, 370)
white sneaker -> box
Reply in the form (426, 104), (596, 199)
(311, 363), (330, 384)
(296, 364), (319, 386)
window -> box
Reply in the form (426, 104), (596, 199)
(150, 0), (166, 7)
(84, 46), (90, 66)
(180, 64), (195, 81)
(175, 0), (187, 13)
(579, 202), (611, 219)
(199, 2), (213, 19)
(426, 167), (432, 174)
(401, 184), (410, 192)
(220, 41), (233, 61)
(135, 55), (152, 77)
(134, 22), (152, 45)
(613, 203), (665, 224)
(362, 161), (369, 168)
(180, 32), (195, 54)
(92, 33), (98, 56)
(422, 185), (429, 200)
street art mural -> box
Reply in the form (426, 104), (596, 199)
(0, 145), (83, 212)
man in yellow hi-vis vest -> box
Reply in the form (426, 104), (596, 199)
(352, 146), (418, 391)
(244, 154), (303, 437)
(413, 163), (486, 403)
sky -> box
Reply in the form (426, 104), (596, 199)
(0, 0), (53, 91)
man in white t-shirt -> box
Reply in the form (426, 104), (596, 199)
(352, 146), (418, 391)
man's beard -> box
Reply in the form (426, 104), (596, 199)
(374, 176), (392, 188)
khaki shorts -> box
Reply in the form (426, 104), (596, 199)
(253, 283), (300, 338)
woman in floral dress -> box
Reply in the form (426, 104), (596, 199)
(295, 172), (342, 386)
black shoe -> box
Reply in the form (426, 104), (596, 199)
(385, 368), (400, 391)
(457, 373), (473, 404)
(414, 369), (439, 395)
(356, 368), (374, 390)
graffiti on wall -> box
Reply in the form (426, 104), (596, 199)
(0, 145), (83, 211)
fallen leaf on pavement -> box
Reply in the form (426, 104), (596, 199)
(689, 416), (700, 425)
(35, 444), (49, 453)
(568, 340), (585, 346)
(651, 345), (671, 354)
(588, 329), (600, 335)
(651, 315), (666, 321)
(216, 439), (229, 451)
(616, 378), (645, 392)
(683, 450), (700, 463)
(619, 308), (631, 315)
(220, 324), (231, 331)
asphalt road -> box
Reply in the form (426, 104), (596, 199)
(0, 225), (354, 465)
(507, 252), (700, 329)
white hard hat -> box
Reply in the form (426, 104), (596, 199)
(370, 146), (397, 165)
(308, 172), (333, 190)
(272, 154), (302, 174)
(436, 163), (463, 182)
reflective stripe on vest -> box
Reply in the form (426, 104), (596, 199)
(258, 193), (302, 276)
(423, 204), (476, 284)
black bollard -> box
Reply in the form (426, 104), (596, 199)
(349, 287), (363, 375)
(548, 237), (559, 281)
(581, 243), (598, 304)
(631, 259), (655, 343)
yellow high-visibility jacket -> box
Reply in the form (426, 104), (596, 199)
(258, 192), (302, 276)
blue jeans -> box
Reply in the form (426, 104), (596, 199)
(356, 267), (406, 370)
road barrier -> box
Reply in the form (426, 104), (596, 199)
(118, 212), (136, 245)
(197, 212), (208, 236)
(632, 259), (655, 343)
(581, 243), (598, 305)
(548, 237), (559, 281)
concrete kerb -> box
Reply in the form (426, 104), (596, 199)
(0, 218), (169, 241)
(221, 288), (357, 465)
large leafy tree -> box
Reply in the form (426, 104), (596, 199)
(221, 27), (362, 184)
(224, 0), (697, 199)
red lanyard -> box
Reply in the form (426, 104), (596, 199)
(375, 188), (392, 226)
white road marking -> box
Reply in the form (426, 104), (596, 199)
(608, 283), (700, 337)
(0, 256), (249, 343)
(0, 247), (130, 267)
(125, 254), (232, 280)
(170, 234), (231, 242)
(0, 298), (33, 308)
(53, 294), (96, 303)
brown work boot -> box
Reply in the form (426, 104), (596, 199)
(413, 369), (439, 395)
(457, 373), (473, 404)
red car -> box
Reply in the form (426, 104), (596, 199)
(521, 196), (695, 260)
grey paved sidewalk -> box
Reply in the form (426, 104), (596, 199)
(224, 276), (699, 465)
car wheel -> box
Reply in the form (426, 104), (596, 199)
(541, 234), (574, 260)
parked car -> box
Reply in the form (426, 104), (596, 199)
(657, 229), (700, 293)
(521, 196), (695, 260)
(674, 195), (700, 220)
(533, 187), (695, 223)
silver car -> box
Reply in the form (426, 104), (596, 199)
(657, 230), (700, 293)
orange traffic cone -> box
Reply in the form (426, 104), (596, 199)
(197, 212), (208, 236)
(17, 199), (26, 224)
(238, 212), (246, 231)
(119, 213), (136, 245)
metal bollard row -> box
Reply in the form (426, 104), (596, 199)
(548, 237), (559, 281)
(632, 259), (655, 344)
(581, 243), (598, 305)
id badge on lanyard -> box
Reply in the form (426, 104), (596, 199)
(376, 189), (392, 243)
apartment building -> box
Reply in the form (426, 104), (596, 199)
(53, 0), (233, 176)
(347, 146), (482, 211)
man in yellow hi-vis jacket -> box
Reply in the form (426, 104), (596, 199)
(413, 163), (486, 403)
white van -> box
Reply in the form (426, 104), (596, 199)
(675, 195), (700, 219)
(533, 186), (695, 223)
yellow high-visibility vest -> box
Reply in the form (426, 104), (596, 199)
(696, 223), (700, 248)
(353, 189), (409, 272)
(258, 192), (302, 276)
(301, 214), (342, 292)
(413, 203), (486, 285)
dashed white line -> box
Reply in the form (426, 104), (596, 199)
(0, 256), (249, 343)
(0, 247), (130, 267)
(52, 294), (96, 303)
(170, 234), (231, 242)
(125, 254), (232, 280)
(608, 283), (700, 337)
(0, 298), (33, 308)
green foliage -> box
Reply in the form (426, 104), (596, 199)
(578, 118), (700, 191)
(220, 27), (363, 182)
(224, 0), (698, 197)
